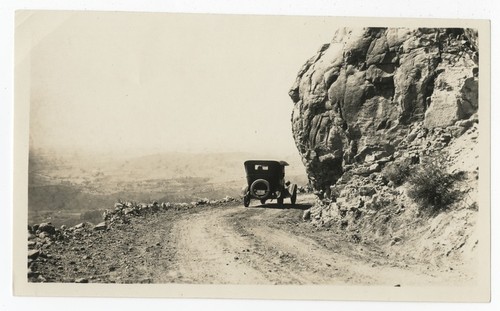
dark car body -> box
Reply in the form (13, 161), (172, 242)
(242, 160), (297, 207)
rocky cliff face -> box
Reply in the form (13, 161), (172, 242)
(289, 27), (478, 192)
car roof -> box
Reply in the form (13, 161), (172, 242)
(244, 160), (289, 167)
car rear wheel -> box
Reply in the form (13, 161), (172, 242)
(260, 199), (266, 205)
(243, 195), (250, 207)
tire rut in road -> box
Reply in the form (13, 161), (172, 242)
(229, 207), (373, 285)
(164, 207), (271, 284)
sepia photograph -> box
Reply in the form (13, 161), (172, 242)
(11, 9), (490, 303)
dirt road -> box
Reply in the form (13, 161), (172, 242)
(152, 196), (462, 285)
(31, 195), (472, 285)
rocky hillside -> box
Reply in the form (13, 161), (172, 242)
(27, 196), (240, 282)
(290, 27), (480, 270)
(289, 27), (478, 192)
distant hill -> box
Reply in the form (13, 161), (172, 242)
(29, 149), (307, 184)
(28, 150), (309, 217)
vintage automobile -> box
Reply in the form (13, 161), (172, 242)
(242, 160), (297, 207)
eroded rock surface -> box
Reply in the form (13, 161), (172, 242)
(289, 27), (478, 191)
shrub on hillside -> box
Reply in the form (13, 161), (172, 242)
(406, 158), (457, 213)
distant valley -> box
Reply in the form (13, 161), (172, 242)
(28, 149), (308, 226)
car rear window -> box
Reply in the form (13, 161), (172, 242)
(254, 165), (269, 171)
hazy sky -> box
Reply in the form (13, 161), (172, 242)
(18, 11), (338, 156)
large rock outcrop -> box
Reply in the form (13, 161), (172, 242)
(289, 27), (478, 192)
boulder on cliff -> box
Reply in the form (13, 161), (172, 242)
(289, 27), (478, 191)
